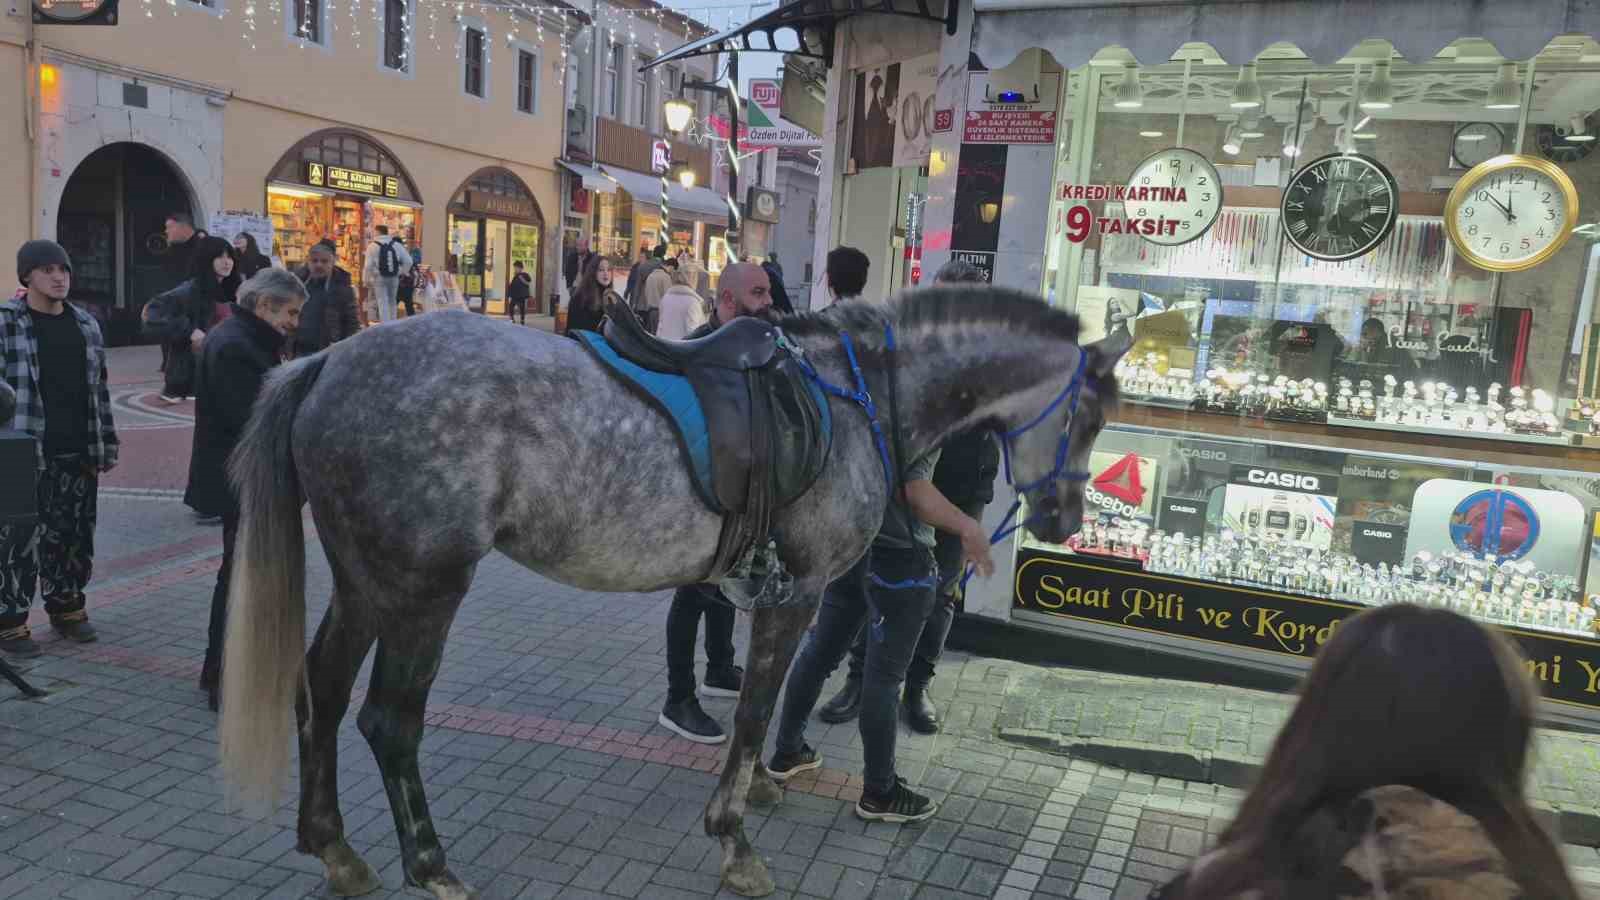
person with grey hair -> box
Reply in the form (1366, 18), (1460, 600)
(932, 257), (985, 284)
(191, 268), (306, 710)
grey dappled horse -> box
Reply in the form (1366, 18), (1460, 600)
(216, 286), (1128, 899)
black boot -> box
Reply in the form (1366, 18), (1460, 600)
(818, 676), (862, 723)
(904, 683), (940, 734)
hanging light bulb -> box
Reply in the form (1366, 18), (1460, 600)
(1569, 114), (1595, 142)
(1239, 116), (1265, 139)
(1222, 124), (1242, 155)
(1359, 59), (1394, 110)
(1485, 62), (1521, 110)
(1231, 62), (1263, 109)
(1113, 64), (1144, 109)
(1139, 129), (1164, 138)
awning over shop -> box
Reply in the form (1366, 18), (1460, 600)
(971, 0), (1600, 69)
(599, 165), (732, 223)
(557, 159), (616, 193)
(641, 0), (957, 70)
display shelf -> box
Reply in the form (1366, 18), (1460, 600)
(1325, 412), (1571, 447)
(1112, 402), (1600, 474)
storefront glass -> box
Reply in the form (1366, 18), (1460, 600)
(448, 168), (547, 315)
(1011, 39), (1600, 709)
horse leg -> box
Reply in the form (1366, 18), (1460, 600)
(295, 603), (381, 897)
(706, 599), (817, 898)
(356, 612), (471, 900)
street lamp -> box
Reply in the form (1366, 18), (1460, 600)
(664, 95), (695, 134)
(672, 160), (697, 189)
(664, 65), (744, 264)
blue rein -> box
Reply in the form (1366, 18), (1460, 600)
(793, 325), (1092, 596)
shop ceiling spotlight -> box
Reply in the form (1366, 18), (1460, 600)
(1239, 116), (1265, 139)
(1114, 65), (1144, 109)
(1485, 62), (1521, 109)
(1222, 124), (1242, 155)
(1140, 129), (1165, 138)
(1569, 114), (1595, 142)
(1230, 63), (1263, 109)
(1359, 59), (1394, 110)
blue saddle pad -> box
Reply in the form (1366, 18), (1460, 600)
(573, 330), (715, 498)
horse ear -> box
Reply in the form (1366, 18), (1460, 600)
(1083, 329), (1133, 380)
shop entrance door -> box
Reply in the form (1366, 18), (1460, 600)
(57, 142), (194, 346)
(449, 214), (484, 311)
(484, 219), (508, 316)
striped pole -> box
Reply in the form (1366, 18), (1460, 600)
(660, 168), (670, 249)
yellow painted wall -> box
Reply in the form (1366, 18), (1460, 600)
(0, 41), (33, 279)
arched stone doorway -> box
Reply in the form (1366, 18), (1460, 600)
(446, 167), (547, 316)
(56, 142), (198, 346)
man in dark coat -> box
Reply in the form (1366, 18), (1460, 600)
(192, 267), (306, 710)
(292, 240), (359, 358)
(816, 258), (995, 734)
(563, 236), (593, 294)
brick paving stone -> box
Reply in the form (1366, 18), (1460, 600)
(9, 479), (1600, 900)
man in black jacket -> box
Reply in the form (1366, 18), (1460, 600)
(192, 268), (305, 710)
(507, 261), (532, 325)
(816, 258), (995, 734)
(563, 237), (593, 294)
(292, 240), (359, 358)
(657, 262), (773, 744)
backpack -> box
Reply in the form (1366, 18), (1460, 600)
(377, 240), (400, 278)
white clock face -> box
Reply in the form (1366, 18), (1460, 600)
(1452, 165), (1571, 269)
(1123, 148), (1223, 246)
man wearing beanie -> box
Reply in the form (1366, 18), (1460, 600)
(0, 240), (119, 658)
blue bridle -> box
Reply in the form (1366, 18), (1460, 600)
(793, 325), (1093, 594)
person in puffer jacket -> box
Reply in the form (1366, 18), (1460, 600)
(1152, 604), (1581, 900)
(291, 239), (360, 359)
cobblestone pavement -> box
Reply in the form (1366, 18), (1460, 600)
(2, 343), (1598, 898)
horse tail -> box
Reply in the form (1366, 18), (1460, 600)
(217, 353), (327, 812)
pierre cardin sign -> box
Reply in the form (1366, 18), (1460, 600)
(306, 162), (399, 198)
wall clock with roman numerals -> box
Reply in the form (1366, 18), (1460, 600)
(1123, 148), (1223, 246)
(1280, 152), (1400, 262)
(1444, 154), (1579, 273)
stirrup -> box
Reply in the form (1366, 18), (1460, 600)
(718, 539), (796, 611)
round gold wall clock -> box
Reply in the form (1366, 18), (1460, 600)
(1445, 154), (1579, 272)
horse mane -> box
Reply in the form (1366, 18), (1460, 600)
(779, 285), (1081, 344)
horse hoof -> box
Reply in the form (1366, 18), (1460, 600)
(421, 872), (479, 900)
(722, 854), (776, 897)
(747, 773), (784, 808)
(321, 842), (380, 897)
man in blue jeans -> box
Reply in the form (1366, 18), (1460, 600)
(767, 443), (995, 822)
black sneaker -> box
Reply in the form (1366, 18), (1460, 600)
(856, 777), (938, 823)
(701, 665), (743, 698)
(0, 628), (41, 659)
(52, 620), (97, 643)
(767, 744), (822, 782)
(658, 696), (726, 744)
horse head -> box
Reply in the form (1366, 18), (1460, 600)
(1000, 327), (1131, 545)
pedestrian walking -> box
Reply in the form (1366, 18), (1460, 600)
(363, 225), (412, 324)
(293, 240), (360, 358)
(507, 260), (532, 325)
(655, 265), (708, 340)
(152, 211), (207, 377)
(762, 254), (794, 315)
(0, 240), (119, 658)
(623, 246), (654, 305)
(564, 253), (618, 335)
(192, 268), (306, 711)
(144, 236), (240, 403)
(232, 233), (272, 281)
(563, 236), (593, 295)
(824, 246), (869, 305)
(1152, 604), (1580, 900)
(817, 258), (994, 734)
(656, 262), (773, 744)
(396, 241), (419, 318)
(639, 250), (672, 333)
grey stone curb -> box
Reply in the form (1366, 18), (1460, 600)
(999, 728), (1600, 847)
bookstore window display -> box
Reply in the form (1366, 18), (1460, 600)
(1022, 42), (1600, 708)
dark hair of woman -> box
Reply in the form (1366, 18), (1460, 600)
(1180, 604), (1578, 900)
(189, 235), (241, 305)
(572, 253), (613, 313)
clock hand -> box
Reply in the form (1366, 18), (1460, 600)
(1507, 189), (1515, 222)
(1486, 193), (1514, 223)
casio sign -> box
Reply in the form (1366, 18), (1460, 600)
(1361, 528), (1394, 539)
(1245, 469), (1320, 491)
(1180, 448), (1228, 461)
(1167, 504), (1198, 514)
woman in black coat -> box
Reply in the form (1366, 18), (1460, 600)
(143, 236), (240, 402)
(232, 233), (272, 281)
(192, 267), (306, 710)
(565, 253), (620, 334)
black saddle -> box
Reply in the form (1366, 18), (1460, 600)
(597, 300), (832, 580)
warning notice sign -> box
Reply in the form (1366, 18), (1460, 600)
(964, 111), (1057, 143)
(964, 70), (1061, 145)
